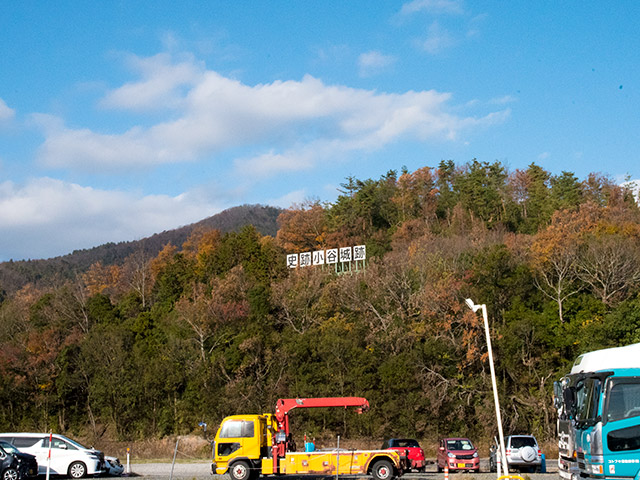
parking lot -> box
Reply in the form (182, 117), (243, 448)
(129, 459), (557, 480)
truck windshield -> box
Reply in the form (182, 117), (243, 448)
(220, 420), (254, 438)
(605, 379), (640, 423)
(576, 377), (602, 424)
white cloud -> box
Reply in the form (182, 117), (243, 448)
(0, 98), (15, 122)
(358, 51), (396, 77)
(234, 150), (314, 178)
(420, 21), (456, 54)
(100, 52), (204, 111)
(401, 0), (465, 15)
(0, 178), (223, 260)
(538, 152), (550, 160)
(489, 95), (517, 105)
(267, 189), (307, 209)
(34, 55), (509, 178)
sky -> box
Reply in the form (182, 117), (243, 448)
(1, 1), (639, 261)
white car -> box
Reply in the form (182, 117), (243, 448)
(490, 434), (543, 473)
(104, 456), (124, 476)
(0, 433), (105, 478)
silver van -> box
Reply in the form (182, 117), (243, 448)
(0, 433), (105, 478)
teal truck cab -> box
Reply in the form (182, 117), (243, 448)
(555, 343), (640, 480)
(574, 368), (640, 479)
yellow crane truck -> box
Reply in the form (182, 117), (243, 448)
(212, 397), (408, 480)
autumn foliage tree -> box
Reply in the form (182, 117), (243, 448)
(1, 159), (639, 447)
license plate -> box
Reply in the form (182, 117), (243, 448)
(457, 463), (466, 468)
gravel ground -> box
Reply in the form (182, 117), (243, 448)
(127, 459), (558, 480)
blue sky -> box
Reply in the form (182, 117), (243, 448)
(1, 1), (639, 261)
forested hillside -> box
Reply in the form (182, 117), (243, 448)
(0, 204), (281, 296)
(1, 159), (639, 448)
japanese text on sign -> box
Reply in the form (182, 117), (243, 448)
(286, 245), (366, 268)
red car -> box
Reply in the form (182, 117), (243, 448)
(382, 438), (426, 472)
(437, 437), (480, 473)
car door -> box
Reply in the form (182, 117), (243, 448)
(48, 436), (79, 475)
(437, 440), (444, 467)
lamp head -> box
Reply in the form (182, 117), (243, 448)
(465, 298), (480, 312)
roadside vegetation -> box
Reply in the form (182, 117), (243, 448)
(1, 159), (639, 451)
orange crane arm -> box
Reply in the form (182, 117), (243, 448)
(274, 397), (369, 432)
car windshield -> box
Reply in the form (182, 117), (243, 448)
(510, 437), (536, 448)
(0, 441), (20, 454)
(62, 437), (89, 450)
(446, 439), (474, 450)
(395, 439), (419, 448)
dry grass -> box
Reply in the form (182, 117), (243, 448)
(94, 435), (212, 462)
(90, 433), (559, 462)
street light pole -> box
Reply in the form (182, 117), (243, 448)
(465, 299), (508, 476)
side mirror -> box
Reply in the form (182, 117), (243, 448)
(439, 447), (445, 451)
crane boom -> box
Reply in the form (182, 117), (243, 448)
(275, 397), (370, 424)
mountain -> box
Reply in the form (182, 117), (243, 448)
(0, 204), (282, 296)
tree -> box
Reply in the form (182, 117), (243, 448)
(276, 201), (327, 253)
(510, 163), (552, 233)
(174, 266), (249, 363)
(550, 171), (582, 211)
(392, 166), (437, 224)
(326, 171), (398, 250)
(435, 159), (458, 223)
(576, 234), (640, 305)
(454, 159), (512, 228)
(121, 249), (153, 308)
(530, 212), (584, 323)
(271, 268), (329, 334)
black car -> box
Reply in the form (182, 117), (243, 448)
(0, 441), (38, 480)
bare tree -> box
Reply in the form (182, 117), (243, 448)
(122, 248), (152, 308)
(530, 210), (591, 322)
(576, 234), (640, 305)
(532, 245), (582, 323)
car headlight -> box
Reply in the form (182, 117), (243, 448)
(447, 452), (455, 458)
(473, 452), (478, 458)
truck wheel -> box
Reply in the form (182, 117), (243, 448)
(230, 461), (252, 480)
(372, 460), (394, 480)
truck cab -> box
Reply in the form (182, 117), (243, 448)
(212, 414), (277, 479)
(574, 368), (640, 480)
(555, 343), (640, 480)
